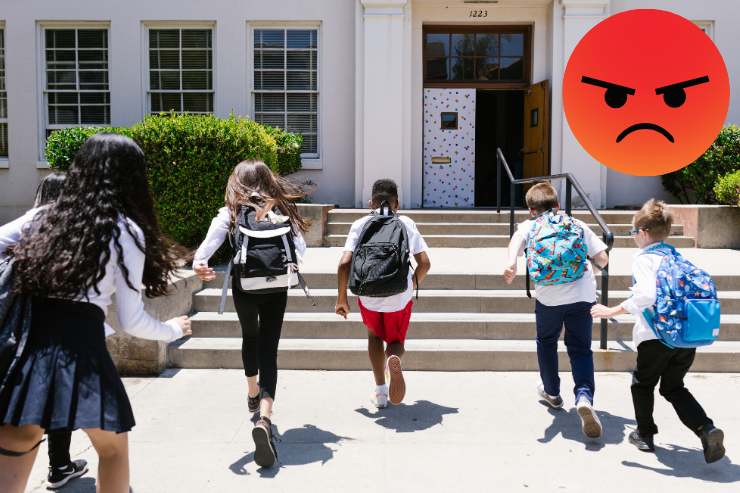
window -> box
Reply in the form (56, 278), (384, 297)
(424, 27), (530, 84)
(252, 28), (319, 157)
(694, 21), (714, 40)
(148, 28), (213, 114)
(43, 28), (110, 139)
(0, 28), (7, 158)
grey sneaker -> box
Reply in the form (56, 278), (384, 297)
(537, 384), (563, 409)
(700, 425), (725, 464)
(576, 396), (603, 439)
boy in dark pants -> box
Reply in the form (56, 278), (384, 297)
(504, 183), (609, 439)
(592, 199), (725, 462)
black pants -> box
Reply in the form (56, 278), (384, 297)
(47, 430), (72, 469)
(232, 283), (287, 400)
(631, 339), (713, 436)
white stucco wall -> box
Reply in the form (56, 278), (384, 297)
(0, 0), (356, 223)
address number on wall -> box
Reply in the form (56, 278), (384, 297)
(469, 10), (488, 18)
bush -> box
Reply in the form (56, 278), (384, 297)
(263, 125), (303, 175)
(714, 170), (740, 206)
(662, 125), (740, 203)
(45, 114), (304, 253)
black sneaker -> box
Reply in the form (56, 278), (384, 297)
(47, 459), (89, 490)
(252, 417), (277, 468)
(628, 430), (655, 452)
(248, 393), (260, 414)
(700, 425), (725, 464)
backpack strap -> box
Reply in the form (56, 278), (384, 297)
(218, 258), (233, 315)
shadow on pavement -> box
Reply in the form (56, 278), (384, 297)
(48, 477), (96, 492)
(228, 424), (351, 478)
(622, 445), (740, 483)
(538, 406), (635, 451)
(355, 399), (459, 433)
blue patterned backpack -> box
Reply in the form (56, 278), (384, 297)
(641, 243), (720, 348)
(525, 211), (588, 286)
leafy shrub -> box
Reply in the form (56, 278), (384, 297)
(45, 114), (296, 253)
(714, 170), (740, 206)
(263, 125), (303, 175)
(662, 125), (740, 203)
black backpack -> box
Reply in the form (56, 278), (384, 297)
(218, 206), (312, 313)
(349, 202), (416, 298)
(0, 258), (32, 396)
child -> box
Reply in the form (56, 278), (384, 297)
(591, 199), (725, 462)
(193, 159), (308, 468)
(0, 134), (191, 493)
(503, 182), (609, 439)
(335, 179), (430, 408)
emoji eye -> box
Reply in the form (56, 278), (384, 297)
(662, 88), (686, 108)
(604, 88), (629, 108)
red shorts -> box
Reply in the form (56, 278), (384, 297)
(357, 299), (413, 344)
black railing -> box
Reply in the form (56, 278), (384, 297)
(495, 148), (615, 350)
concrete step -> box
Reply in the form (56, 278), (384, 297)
(326, 222), (684, 237)
(204, 271), (740, 291)
(328, 209), (640, 224)
(325, 234), (696, 249)
(194, 288), (740, 314)
(188, 311), (740, 341)
(169, 338), (740, 372)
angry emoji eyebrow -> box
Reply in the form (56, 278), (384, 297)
(580, 76), (636, 94)
(655, 75), (710, 94)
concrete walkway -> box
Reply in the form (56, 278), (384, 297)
(25, 370), (740, 492)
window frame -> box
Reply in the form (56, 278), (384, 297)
(693, 20), (714, 40)
(36, 21), (112, 164)
(423, 25), (533, 90)
(247, 22), (322, 167)
(142, 21), (216, 117)
(0, 22), (8, 166)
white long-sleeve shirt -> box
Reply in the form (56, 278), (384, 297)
(0, 208), (183, 342)
(620, 243), (663, 347)
(193, 207), (307, 264)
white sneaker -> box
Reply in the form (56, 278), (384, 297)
(373, 390), (388, 409)
(576, 397), (603, 439)
(537, 384), (564, 409)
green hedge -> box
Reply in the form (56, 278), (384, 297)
(662, 125), (740, 204)
(45, 113), (303, 252)
(714, 170), (740, 206)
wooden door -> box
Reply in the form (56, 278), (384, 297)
(522, 80), (550, 179)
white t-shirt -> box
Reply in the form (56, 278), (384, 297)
(620, 244), (662, 347)
(343, 212), (428, 312)
(511, 214), (607, 307)
(0, 208), (183, 341)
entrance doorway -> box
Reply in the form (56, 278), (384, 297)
(475, 90), (524, 207)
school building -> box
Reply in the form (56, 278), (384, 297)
(0, 0), (738, 221)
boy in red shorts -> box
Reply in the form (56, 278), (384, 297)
(336, 179), (431, 408)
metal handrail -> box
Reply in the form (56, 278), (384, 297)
(495, 148), (615, 350)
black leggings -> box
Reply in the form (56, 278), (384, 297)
(232, 283), (287, 400)
(47, 430), (72, 469)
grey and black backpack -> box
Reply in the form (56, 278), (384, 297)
(349, 202), (416, 298)
(218, 205), (312, 313)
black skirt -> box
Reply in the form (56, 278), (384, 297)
(0, 298), (135, 433)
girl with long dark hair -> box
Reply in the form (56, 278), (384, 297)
(193, 159), (308, 468)
(0, 134), (191, 493)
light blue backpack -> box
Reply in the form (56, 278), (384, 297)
(641, 243), (720, 348)
(525, 211), (588, 286)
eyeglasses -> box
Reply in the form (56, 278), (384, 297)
(630, 227), (646, 236)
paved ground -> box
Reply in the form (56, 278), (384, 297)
(25, 370), (740, 492)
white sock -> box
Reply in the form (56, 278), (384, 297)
(376, 384), (388, 395)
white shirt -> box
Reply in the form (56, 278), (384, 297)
(344, 212), (429, 312)
(620, 243), (662, 347)
(509, 214), (608, 307)
(193, 207), (307, 264)
(0, 208), (183, 342)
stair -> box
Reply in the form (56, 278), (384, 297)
(324, 209), (696, 248)
(169, 229), (740, 372)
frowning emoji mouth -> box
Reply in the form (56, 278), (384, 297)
(616, 123), (674, 143)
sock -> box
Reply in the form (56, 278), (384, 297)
(376, 384), (388, 395)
